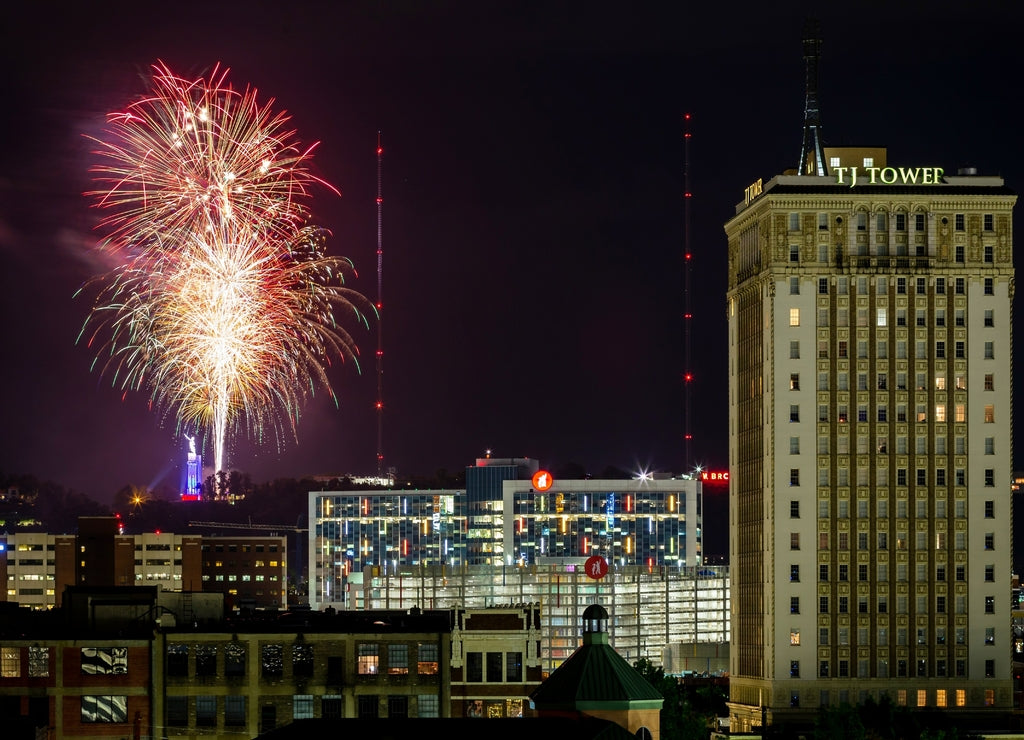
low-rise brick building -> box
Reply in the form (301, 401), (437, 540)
(0, 589), (546, 738)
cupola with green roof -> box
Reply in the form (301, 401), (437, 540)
(530, 603), (663, 740)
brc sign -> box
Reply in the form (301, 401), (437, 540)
(700, 471), (729, 483)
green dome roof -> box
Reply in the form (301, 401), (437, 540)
(530, 604), (663, 712)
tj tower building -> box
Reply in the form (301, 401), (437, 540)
(725, 145), (1016, 729)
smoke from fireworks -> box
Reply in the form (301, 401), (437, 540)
(78, 61), (374, 476)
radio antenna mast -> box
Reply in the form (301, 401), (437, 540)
(683, 113), (694, 473)
(375, 132), (385, 478)
(798, 18), (827, 176)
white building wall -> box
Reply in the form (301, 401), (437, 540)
(773, 274), (820, 685)
(965, 275), (1013, 680)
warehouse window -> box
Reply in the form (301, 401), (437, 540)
(506, 652), (523, 682)
(81, 648), (127, 675)
(1, 647), (20, 678)
(167, 696), (187, 727)
(487, 652), (504, 682)
(262, 644), (283, 677)
(197, 696), (217, 726)
(81, 695), (127, 723)
(226, 696), (246, 726)
(388, 644), (409, 675)
(293, 643), (314, 677)
(28, 646), (48, 678)
(357, 643), (379, 675)
(293, 695), (314, 720)
(467, 652), (483, 682)
(418, 643), (439, 675)
(388, 695), (409, 719)
(225, 643), (246, 677)
(418, 695), (439, 718)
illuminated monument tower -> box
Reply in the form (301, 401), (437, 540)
(182, 435), (202, 501)
(724, 25), (1016, 735)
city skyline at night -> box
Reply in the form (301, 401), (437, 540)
(1, 3), (1021, 567)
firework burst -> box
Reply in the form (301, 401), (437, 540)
(78, 61), (373, 476)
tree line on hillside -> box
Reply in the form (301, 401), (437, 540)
(1, 461), (635, 538)
(633, 658), (986, 739)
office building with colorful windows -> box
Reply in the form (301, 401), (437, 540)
(309, 457), (704, 610)
(502, 476), (701, 569)
(308, 459), (716, 676)
(310, 488), (465, 606)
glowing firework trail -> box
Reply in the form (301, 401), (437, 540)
(79, 61), (374, 475)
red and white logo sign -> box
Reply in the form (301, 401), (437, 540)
(585, 555), (608, 580)
(532, 469), (553, 491)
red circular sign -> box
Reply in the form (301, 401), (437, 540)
(532, 469), (553, 491)
(585, 556), (608, 580)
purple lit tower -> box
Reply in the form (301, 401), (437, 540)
(182, 435), (202, 501)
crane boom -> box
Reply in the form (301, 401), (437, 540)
(188, 520), (307, 532)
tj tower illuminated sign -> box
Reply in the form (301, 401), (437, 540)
(833, 165), (944, 187)
(744, 166), (947, 204)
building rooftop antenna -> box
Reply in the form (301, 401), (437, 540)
(798, 18), (828, 176)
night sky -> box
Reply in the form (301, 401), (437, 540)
(1, 2), (1021, 558)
